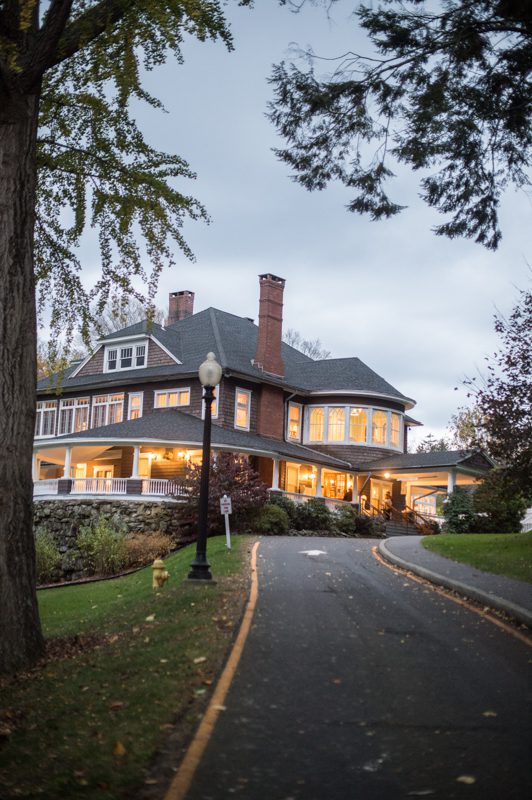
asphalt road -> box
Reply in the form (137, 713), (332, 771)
(185, 537), (531, 800)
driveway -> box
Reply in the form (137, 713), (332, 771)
(182, 537), (531, 799)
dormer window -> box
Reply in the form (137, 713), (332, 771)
(105, 340), (148, 372)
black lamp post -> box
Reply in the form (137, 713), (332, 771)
(188, 352), (222, 581)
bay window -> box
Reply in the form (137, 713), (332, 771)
(390, 413), (401, 448)
(304, 405), (403, 449)
(372, 410), (387, 445)
(309, 408), (325, 441)
(349, 408), (367, 443)
(328, 408), (345, 441)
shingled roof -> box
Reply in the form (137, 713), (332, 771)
(38, 308), (413, 407)
(367, 450), (493, 471)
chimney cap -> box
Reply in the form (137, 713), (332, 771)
(170, 290), (194, 298)
(259, 273), (285, 285)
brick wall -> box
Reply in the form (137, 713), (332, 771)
(257, 384), (285, 440)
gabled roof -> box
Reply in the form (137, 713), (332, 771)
(367, 450), (493, 471)
(40, 408), (352, 470)
(37, 307), (414, 408)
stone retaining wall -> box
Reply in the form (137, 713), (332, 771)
(33, 498), (191, 582)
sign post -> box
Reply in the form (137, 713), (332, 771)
(220, 494), (232, 549)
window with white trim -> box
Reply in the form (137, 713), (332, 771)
(372, 410), (387, 445)
(58, 397), (90, 435)
(105, 341), (148, 372)
(91, 394), (124, 428)
(287, 402), (302, 441)
(390, 413), (401, 448)
(35, 400), (57, 437)
(309, 407), (325, 442)
(128, 392), (144, 420)
(328, 407), (345, 441)
(201, 386), (219, 420)
(234, 388), (251, 431)
(154, 388), (190, 409)
(349, 407), (367, 443)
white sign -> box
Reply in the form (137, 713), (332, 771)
(220, 495), (232, 515)
(220, 495), (232, 549)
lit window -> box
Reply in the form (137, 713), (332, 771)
(235, 388), (251, 430)
(35, 400), (57, 437)
(91, 394), (124, 428)
(154, 388), (190, 409)
(349, 408), (367, 443)
(128, 392), (143, 420)
(328, 408), (345, 441)
(309, 408), (324, 441)
(59, 397), (89, 435)
(288, 403), (302, 441)
(201, 386), (219, 419)
(372, 410), (387, 445)
(391, 413), (400, 448)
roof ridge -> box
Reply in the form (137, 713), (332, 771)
(209, 308), (228, 368)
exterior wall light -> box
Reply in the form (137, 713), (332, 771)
(188, 353), (222, 582)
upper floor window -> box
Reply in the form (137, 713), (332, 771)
(328, 408), (345, 441)
(128, 392), (144, 420)
(304, 404), (403, 450)
(202, 385), (219, 420)
(105, 341), (148, 372)
(309, 407), (325, 442)
(372, 410), (387, 445)
(35, 400), (57, 438)
(59, 397), (90, 435)
(92, 394), (124, 428)
(154, 388), (190, 409)
(349, 408), (367, 443)
(287, 402), (302, 441)
(390, 413), (401, 448)
(234, 388), (251, 431)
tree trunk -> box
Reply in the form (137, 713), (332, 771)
(0, 90), (45, 673)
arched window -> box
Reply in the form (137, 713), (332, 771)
(390, 413), (400, 448)
(309, 407), (324, 441)
(349, 408), (367, 443)
(372, 410), (387, 445)
(328, 408), (345, 441)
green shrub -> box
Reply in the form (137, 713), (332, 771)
(125, 532), (175, 568)
(77, 517), (128, 576)
(471, 469), (527, 533)
(268, 494), (298, 524)
(442, 488), (476, 533)
(293, 498), (333, 531)
(35, 528), (62, 584)
(333, 507), (385, 537)
(253, 504), (290, 534)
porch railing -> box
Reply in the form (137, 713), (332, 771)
(72, 477), (128, 495)
(33, 479), (59, 496)
(141, 479), (188, 497)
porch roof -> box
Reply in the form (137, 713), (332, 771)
(36, 408), (352, 471)
(367, 449), (493, 474)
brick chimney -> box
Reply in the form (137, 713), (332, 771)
(167, 290), (194, 325)
(255, 274), (285, 377)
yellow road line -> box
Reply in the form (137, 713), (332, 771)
(164, 540), (261, 800)
(372, 546), (532, 647)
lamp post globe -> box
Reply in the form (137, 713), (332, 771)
(188, 353), (222, 582)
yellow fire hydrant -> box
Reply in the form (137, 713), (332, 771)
(152, 559), (170, 590)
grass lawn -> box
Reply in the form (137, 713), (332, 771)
(0, 535), (253, 800)
(423, 533), (532, 583)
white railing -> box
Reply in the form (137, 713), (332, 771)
(141, 478), (188, 497)
(33, 479), (59, 496)
(522, 509), (532, 533)
(72, 478), (128, 495)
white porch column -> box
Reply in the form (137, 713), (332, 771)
(272, 458), (280, 490)
(131, 445), (140, 478)
(350, 474), (358, 504)
(315, 466), (323, 497)
(63, 446), (72, 478)
(32, 454), (40, 481)
(447, 469), (456, 494)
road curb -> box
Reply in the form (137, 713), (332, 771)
(378, 540), (532, 630)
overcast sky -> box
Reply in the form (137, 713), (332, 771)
(73, 1), (531, 446)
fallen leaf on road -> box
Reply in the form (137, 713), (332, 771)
(482, 710), (497, 717)
(456, 775), (476, 784)
(193, 656), (207, 664)
(109, 701), (124, 711)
